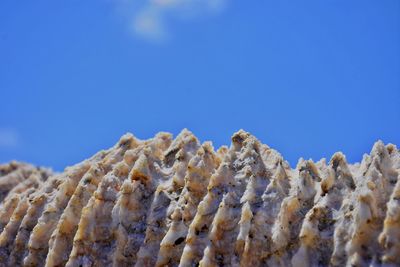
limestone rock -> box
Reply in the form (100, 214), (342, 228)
(0, 130), (399, 267)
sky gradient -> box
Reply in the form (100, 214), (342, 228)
(1, 0), (399, 171)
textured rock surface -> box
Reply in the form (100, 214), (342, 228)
(0, 129), (399, 267)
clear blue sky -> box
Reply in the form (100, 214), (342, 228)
(1, 0), (399, 171)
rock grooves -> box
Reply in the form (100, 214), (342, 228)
(0, 129), (399, 267)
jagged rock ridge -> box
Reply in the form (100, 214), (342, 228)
(0, 129), (399, 267)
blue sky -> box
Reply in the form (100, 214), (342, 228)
(0, 0), (399, 171)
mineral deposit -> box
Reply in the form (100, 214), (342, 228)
(0, 129), (399, 267)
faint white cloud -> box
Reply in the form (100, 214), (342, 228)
(0, 128), (20, 149)
(115, 0), (227, 42)
(134, 6), (167, 41)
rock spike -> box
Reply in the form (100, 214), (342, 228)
(134, 131), (201, 267)
(155, 142), (220, 267)
(0, 189), (33, 263)
(196, 133), (266, 266)
(179, 136), (244, 267)
(240, 159), (290, 266)
(23, 162), (96, 267)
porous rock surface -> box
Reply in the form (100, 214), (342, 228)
(0, 129), (399, 267)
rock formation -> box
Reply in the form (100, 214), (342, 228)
(0, 129), (399, 267)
